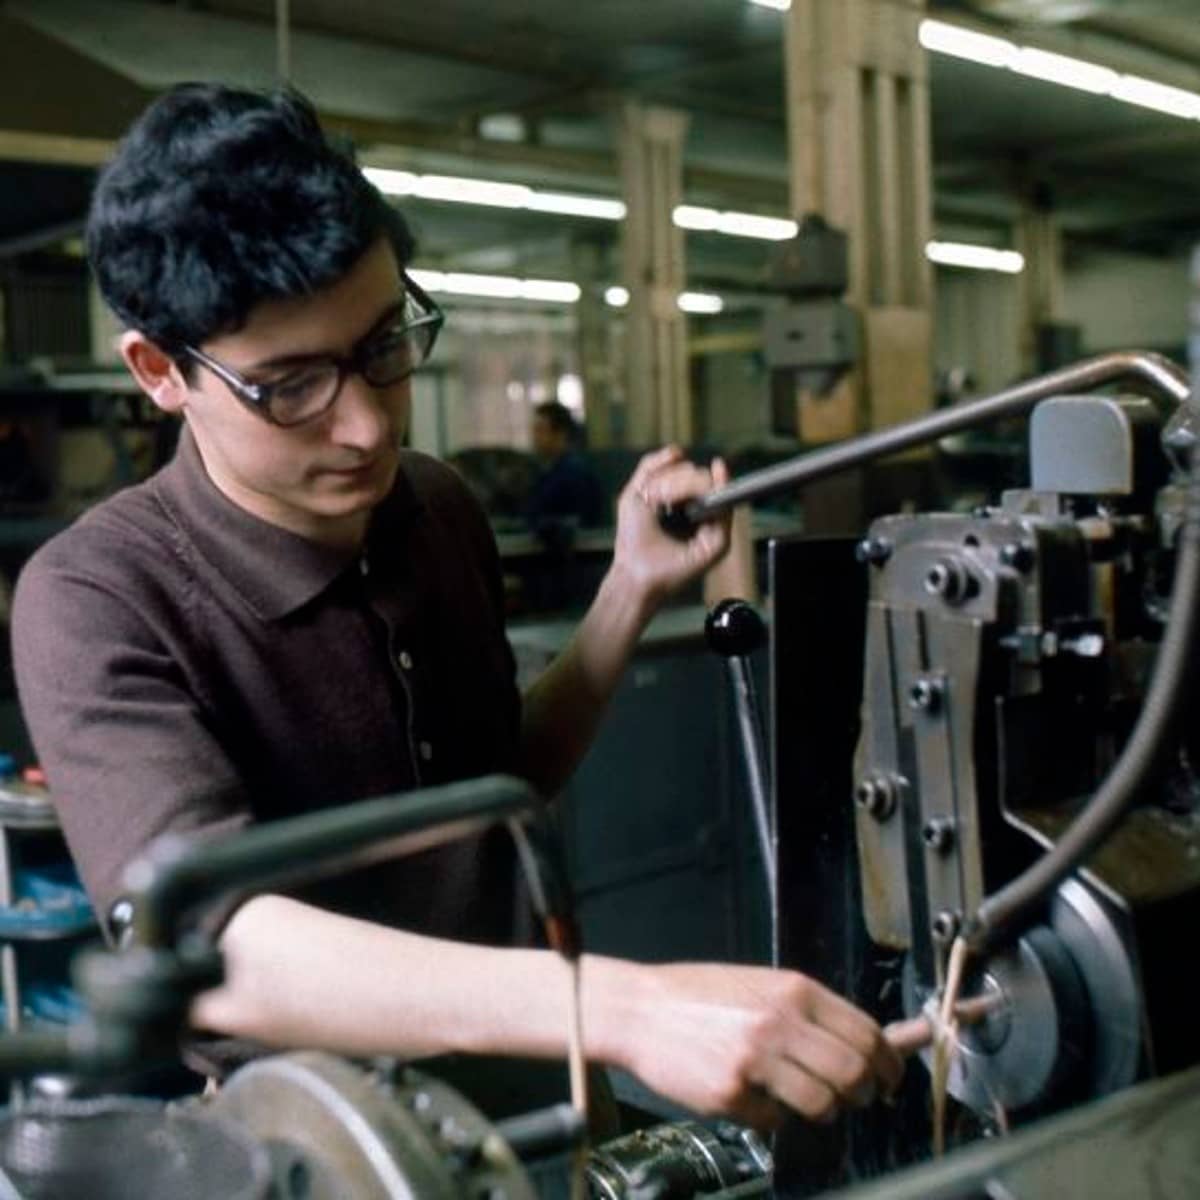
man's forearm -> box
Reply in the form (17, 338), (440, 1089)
(519, 561), (655, 796)
(192, 892), (643, 1063)
(518, 448), (732, 797)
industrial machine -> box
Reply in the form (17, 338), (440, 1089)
(851, 388), (1199, 1118)
(671, 345), (1200, 1194)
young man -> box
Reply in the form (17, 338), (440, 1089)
(12, 84), (901, 1129)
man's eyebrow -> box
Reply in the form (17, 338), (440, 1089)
(245, 298), (407, 373)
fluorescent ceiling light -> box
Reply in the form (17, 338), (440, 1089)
(748, 0), (790, 9)
(408, 269), (579, 303)
(674, 205), (721, 232)
(366, 175), (792, 243)
(478, 113), (528, 143)
(440, 272), (523, 298)
(525, 192), (626, 220)
(606, 286), (725, 312)
(678, 291), (725, 314)
(920, 19), (1200, 122)
(365, 168), (622, 221)
(1111, 75), (1200, 120)
(926, 241), (1025, 274)
(919, 20), (1015, 69)
(1011, 47), (1117, 95)
(519, 279), (582, 303)
(408, 274), (722, 312)
(717, 212), (798, 240)
(673, 205), (798, 241)
(407, 269), (447, 291)
(415, 175), (531, 208)
(362, 167), (418, 195)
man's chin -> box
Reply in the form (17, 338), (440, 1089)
(320, 453), (397, 494)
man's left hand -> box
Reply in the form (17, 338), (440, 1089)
(612, 446), (732, 609)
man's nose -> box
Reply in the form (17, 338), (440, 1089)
(328, 372), (392, 450)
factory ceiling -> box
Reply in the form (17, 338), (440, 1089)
(1, 0), (1199, 290)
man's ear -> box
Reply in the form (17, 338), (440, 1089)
(119, 331), (189, 416)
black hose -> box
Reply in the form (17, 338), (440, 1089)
(966, 431), (1200, 953)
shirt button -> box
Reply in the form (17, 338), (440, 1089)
(397, 650), (414, 671)
(418, 741), (433, 761)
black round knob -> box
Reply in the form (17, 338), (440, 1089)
(658, 504), (699, 541)
(705, 599), (767, 658)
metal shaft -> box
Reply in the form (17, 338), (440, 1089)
(724, 657), (777, 962)
(883, 994), (999, 1058)
(675, 351), (1189, 527)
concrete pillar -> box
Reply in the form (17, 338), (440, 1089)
(571, 238), (617, 449)
(1016, 200), (1065, 372)
(784, 0), (932, 440)
(616, 100), (690, 447)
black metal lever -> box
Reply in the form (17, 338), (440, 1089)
(705, 599), (777, 964)
(659, 350), (1190, 539)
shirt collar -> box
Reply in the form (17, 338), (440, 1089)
(156, 426), (421, 621)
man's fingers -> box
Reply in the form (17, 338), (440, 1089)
(757, 1057), (841, 1125)
(804, 984), (905, 1097)
(628, 445), (684, 493)
(776, 1022), (878, 1109)
(637, 461), (721, 509)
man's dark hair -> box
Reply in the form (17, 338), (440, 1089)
(533, 401), (579, 441)
(86, 83), (415, 353)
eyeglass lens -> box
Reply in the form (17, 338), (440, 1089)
(267, 295), (437, 425)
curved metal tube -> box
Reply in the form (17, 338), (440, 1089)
(126, 774), (539, 948)
(671, 350), (1189, 528)
(0, 776), (550, 1080)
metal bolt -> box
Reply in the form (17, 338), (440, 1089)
(931, 909), (961, 945)
(999, 541), (1035, 572)
(855, 536), (892, 566)
(923, 817), (956, 854)
(924, 558), (976, 604)
(855, 775), (897, 821)
(909, 676), (943, 713)
(438, 1116), (471, 1146)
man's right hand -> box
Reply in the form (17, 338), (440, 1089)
(590, 959), (904, 1130)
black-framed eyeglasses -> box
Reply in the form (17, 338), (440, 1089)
(180, 273), (444, 427)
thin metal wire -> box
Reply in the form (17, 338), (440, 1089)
(931, 936), (970, 1158)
